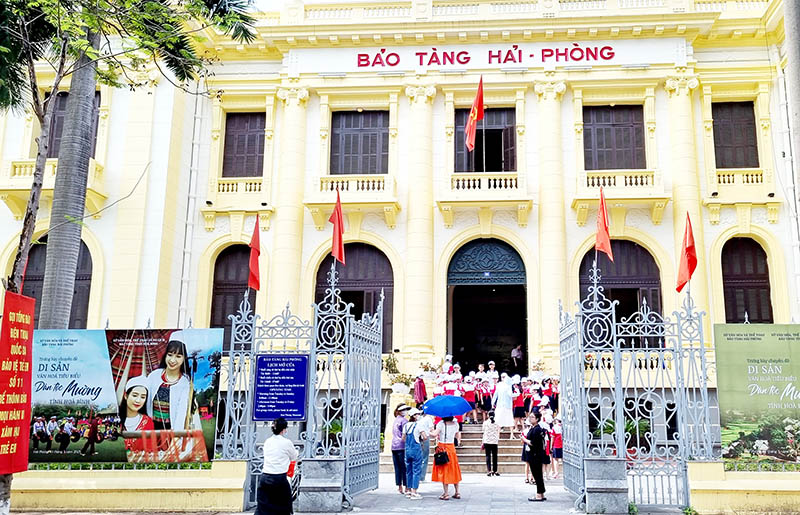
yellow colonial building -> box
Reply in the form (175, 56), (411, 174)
(0, 0), (795, 382)
(1, 0), (798, 512)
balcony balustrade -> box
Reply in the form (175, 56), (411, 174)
(305, 174), (400, 230)
(0, 158), (107, 220)
(437, 171), (533, 228)
(704, 167), (780, 224)
(202, 176), (272, 232)
(572, 169), (669, 226)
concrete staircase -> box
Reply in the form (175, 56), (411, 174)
(380, 422), (528, 474)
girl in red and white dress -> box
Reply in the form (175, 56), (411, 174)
(460, 377), (477, 423)
(119, 376), (155, 456)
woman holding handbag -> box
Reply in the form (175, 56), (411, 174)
(520, 411), (549, 502)
(431, 416), (462, 500)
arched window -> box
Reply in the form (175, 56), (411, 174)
(315, 243), (394, 353)
(722, 238), (773, 323)
(21, 236), (93, 328)
(580, 240), (662, 318)
(210, 245), (250, 347)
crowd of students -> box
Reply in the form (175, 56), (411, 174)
(394, 354), (563, 502)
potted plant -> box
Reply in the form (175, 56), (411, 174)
(594, 418), (652, 458)
(390, 373), (414, 394)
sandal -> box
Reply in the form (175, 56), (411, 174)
(452, 493), (461, 499)
(525, 479), (530, 484)
(439, 494), (450, 501)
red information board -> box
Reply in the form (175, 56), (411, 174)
(0, 291), (35, 474)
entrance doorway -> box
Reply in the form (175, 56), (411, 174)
(447, 239), (527, 375)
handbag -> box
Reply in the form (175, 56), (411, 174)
(434, 446), (450, 465)
(433, 423), (450, 465)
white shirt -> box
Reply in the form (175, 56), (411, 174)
(435, 421), (459, 444)
(262, 434), (299, 474)
(486, 369), (500, 380)
(417, 415), (435, 441)
(125, 415), (142, 432)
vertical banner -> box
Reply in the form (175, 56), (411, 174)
(715, 324), (800, 462)
(0, 291), (35, 474)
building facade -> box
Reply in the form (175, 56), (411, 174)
(0, 0), (795, 376)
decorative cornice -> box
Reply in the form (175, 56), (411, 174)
(405, 85), (437, 103)
(533, 80), (566, 101)
(664, 76), (699, 97)
(277, 87), (309, 106)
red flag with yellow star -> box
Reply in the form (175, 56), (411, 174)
(465, 76), (484, 152)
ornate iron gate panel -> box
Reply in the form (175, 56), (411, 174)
(219, 263), (383, 510)
(560, 262), (717, 509)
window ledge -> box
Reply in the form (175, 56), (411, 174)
(572, 168), (668, 227)
(305, 174), (400, 231)
(0, 158), (107, 220)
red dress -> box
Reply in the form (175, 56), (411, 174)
(124, 414), (155, 452)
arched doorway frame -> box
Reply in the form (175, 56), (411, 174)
(568, 228), (676, 318)
(195, 231), (269, 328)
(0, 219), (105, 328)
(709, 224), (789, 324)
(436, 225), (541, 369)
(302, 231), (404, 354)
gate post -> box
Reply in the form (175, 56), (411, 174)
(584, 458), (628, 514)
(295, 459), (346, 512)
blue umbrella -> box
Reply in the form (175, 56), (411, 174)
(422, 395), (472, 418)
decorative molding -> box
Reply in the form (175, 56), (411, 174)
(447, 238), (526, 285)
(736, 203), (752, 233)
(533, 80), (566, 102)
(707, 204), (721, 225)
(664, 76), (699, 97)
(439, 205), (454, 228)
(478, 206), (493, 236)
(277, 87), (309, 106)
(405, 85), (437, 103)
(346, 211), (363, 239)
(767, 203), (780, 224)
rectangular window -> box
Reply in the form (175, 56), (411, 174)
(222, 112), (266, 178)
(454, 108), (515, 173)
(330, 111), (389, 175)
(583, 105), (645, 170)
(712, 102), (759, 169)
(47, 91), (101, 159)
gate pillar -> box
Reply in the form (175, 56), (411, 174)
(296, 458), (346, 512)
(584, 458), (628, 514)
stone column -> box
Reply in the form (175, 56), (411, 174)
(534, 80), (568, 365)
(267, 87), (309, 317)
(403, 85), (437, 357)
(665, 76), (709, 322)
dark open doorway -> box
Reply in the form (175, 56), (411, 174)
(451, 284), (526, 375)
(447, 238), (527, 375)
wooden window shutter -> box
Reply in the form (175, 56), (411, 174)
(722, 237), (773, 323)
(502, 125), (516, 172)
(222, 112), (266, 177)
(583, 105), (645, 170)
(47, 92), (70, 158)
(90, 91), (101, 158)
(713, 102), (759, 169)
(454, 109), (474, 173)
(210, 245), (251, 348)
(330, 111), (389, 175)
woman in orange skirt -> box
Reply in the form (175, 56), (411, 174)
(432, 416), (462, 500)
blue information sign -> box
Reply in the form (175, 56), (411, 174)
(253, 354), (309, 421)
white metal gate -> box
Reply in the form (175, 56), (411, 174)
(560, 262), (717, 509)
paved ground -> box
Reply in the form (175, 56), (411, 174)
(15, 473), (579, 515)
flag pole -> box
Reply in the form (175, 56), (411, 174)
(481, 116), (486, 173)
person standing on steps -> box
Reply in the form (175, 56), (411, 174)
(482, 411), (500, 476)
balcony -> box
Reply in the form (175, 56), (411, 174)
(571, 169), (669, 226)
(0, 158), (107, 220)
(201, 176), (274, 232)
(280, 0), (771, 24)
(436, 171), (533, 228)
(304, 174), (401, 231)
(703, 168), (780, 225)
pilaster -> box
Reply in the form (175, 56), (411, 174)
(665, 74), (709, 332)
(267, 87), (309, 317)
(534, 79), (567, 364)
(107, 86), (157, 326)
(404, 84), (436, 355)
